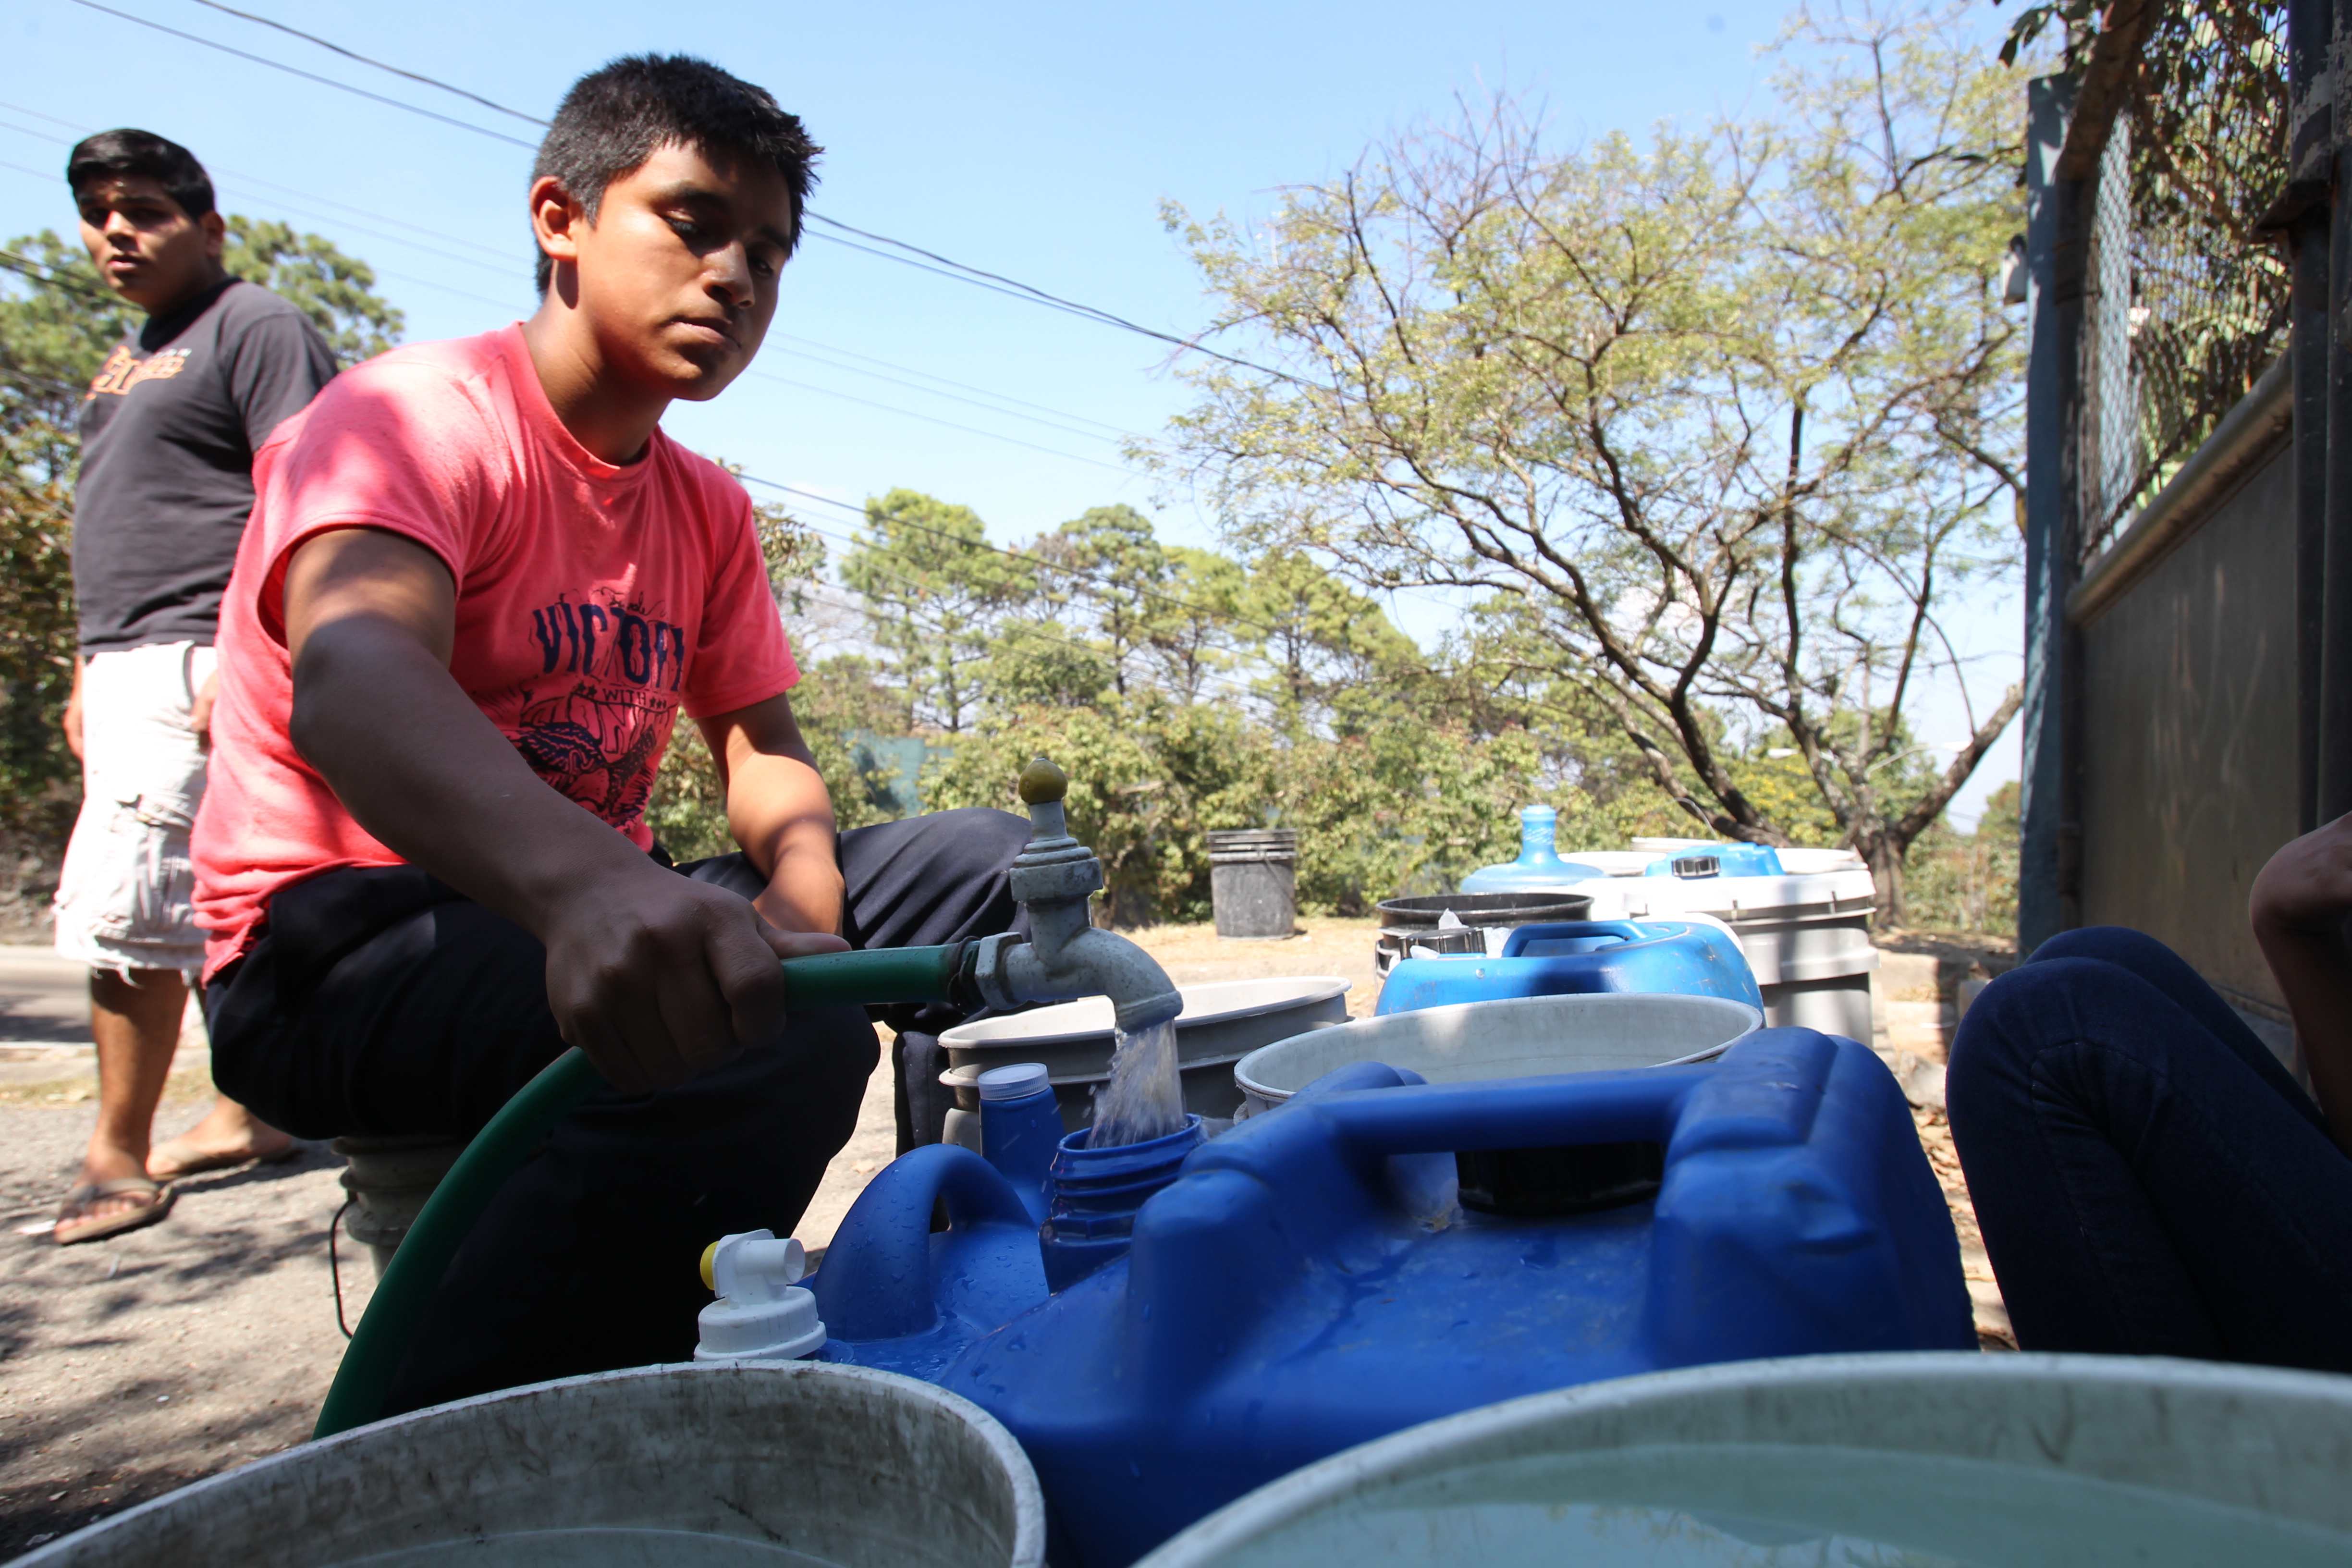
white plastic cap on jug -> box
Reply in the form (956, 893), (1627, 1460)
(978, 1062), (1052, 1102)
(694, 1228), (827, 1361)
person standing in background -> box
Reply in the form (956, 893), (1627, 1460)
(51, 129), (337, 1245)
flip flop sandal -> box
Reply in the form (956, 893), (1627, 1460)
(146, 1138), (300, 1183)
(54, 1178), (176, 1247)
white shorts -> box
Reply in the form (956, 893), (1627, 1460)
(53, 642), (217, 979)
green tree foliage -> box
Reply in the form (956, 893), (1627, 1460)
(0, 222), (399, 842)
(222, 217), (404, 366)
(841, 489), (1023, 734)
(1049, 505), (1166, 697)
(922, 695), (1269, 925)
(1153, 4), (2027, 923)
(642, 495), (908, 859)
(834, 491), (1677, 922)
(1147, 546), (1246, 702)
(0, 237), (125, 839)
(1903, 779), (2020, 934)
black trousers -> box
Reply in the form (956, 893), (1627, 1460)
(1948, 926), (2352, 1369)
(206, 807), (1030, 1414)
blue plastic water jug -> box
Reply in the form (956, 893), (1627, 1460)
(811, 1029), (1972, 1566)
(1375, 919), (1764, 1016)
(1645, 841), (1787, 877)
(1459, 804), (1610, 893)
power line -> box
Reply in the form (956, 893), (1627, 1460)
(744, 369), (1134, 475)
(0, 247), (119, 306)
(65, 0), (540, 150)
(5, 99), (1149, 428)
(58, 2), (1307, 386)
(182, 0), (547, 127)
(771, 332), (1129, 437)
(776, 340), (1127, 444)
(2, 108), (1165, 461)
(0, 99), (521, 264)
(3, 114), (515, 282)
(0, 171), (522, 318)
(800, 214), (1298, 385)
(2, 121), (1145, 465)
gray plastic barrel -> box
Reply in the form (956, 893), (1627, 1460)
(1232, 992), (1760, 1118)
(941, 977), (1348, 1130)
(1134, 1352), (2352, 1567)
(22, 1361), (1043, 1568)
(1208, 830), (1298, 939)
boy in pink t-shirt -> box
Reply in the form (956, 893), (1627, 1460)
(191, 56), (1028, 1412)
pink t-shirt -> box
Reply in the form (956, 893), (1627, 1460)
(192, 324), (798, 978)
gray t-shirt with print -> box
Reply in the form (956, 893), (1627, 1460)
(74, 277), (338, 653)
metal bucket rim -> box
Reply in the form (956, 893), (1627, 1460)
(943, 1052), (1258, 1089)
(939, 977), (1352, 1049)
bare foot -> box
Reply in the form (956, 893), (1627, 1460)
(146, 1097), (297, 1181)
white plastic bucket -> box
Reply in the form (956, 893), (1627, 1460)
(1231, 992), (1761, 1118)
(23, 1361), (1045, 1568)
(1133, 1352), (2352, 1568)
(942, 978), (1350, 1131)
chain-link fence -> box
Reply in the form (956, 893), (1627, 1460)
(2077, 2), (2290, 564)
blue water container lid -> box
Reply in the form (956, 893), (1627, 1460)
(1644, 842), (1787, 878)
(978, 1062), (1052, 1101)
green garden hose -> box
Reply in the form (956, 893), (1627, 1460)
(312, 942), (976, 1439)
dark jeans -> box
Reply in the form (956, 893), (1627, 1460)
(1947, 926), (2352, 1370)
(206, 807), (1030, 1414)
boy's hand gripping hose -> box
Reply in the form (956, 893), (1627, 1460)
(312, 756), (1180, 1440)
(310, 942), (979, 1440)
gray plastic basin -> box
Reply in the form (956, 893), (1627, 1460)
(1135, 1352), (2352, 1567)
(22, 1361), (1044, 1568)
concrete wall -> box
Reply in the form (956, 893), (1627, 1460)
(2077, 441), (2297, 1023)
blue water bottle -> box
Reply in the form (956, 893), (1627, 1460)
(977, 1062), (1062, 1225)
(1460, 805), (1608, 893)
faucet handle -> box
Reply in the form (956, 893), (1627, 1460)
(1018, 755), (1068, 806)
(1008, 754), (1096, 887)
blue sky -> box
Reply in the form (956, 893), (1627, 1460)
(0, 0), (2020, 827)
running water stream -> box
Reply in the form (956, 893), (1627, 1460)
(1087, 1018), (1187, 1147)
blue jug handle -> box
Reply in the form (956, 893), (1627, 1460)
(1313, 1064), (1712, 1159)
(1292, 1030), (1842, 1162)
(811, 1143), (1036, 1340)
(1499, 919), (1650, 957)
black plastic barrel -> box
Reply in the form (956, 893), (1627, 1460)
(1372, 891), (1593, 973)
(1208, 830), (1298, 939)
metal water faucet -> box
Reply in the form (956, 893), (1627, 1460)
(969, 757), (1183, 1034)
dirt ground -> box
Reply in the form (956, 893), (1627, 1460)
(0, 919), (2006, 1556)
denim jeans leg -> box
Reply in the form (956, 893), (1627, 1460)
(1947, 931), (2352, 1369)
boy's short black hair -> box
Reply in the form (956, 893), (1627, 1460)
(532, 54), (821, 294)
(66, 129), (215, 220)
